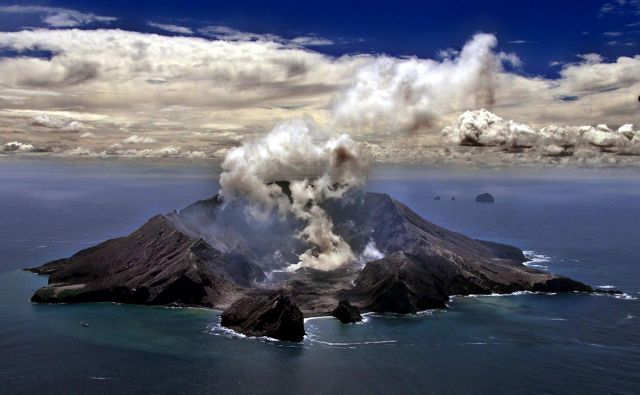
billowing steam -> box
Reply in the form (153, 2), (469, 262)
(331, 33), (519, 132)
(219, 117), (370, 271)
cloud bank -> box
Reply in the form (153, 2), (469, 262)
(0, 27), (639, 166)
(442, 109), (640, 156)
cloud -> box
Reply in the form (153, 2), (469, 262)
(58, 145), (209, 159)
(442, 109), (640, 156)
(289, 36), (334, 46)
(331, 33), (518, 132)
(147, 21), (193, 35)
(2, 141), (34, 152)
(0, 29), (356, 113)
(604, 31), (624, 37)
(442, 109), (538, 149)
(30, 114), (85, 131)
(122, 134), (157, 144)
(577, 53), (605, 64)
(0, 5), (116, 27)
(80, 132), (97, 139)
(600, 0), (640, 16)
(198, 25), (334, 47)
(0, 29), (640, 166)
(508, 40), (534, 44)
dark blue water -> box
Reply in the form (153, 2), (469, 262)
(1, 159), (638, 394)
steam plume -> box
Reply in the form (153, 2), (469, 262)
(219, 117), (369, 271)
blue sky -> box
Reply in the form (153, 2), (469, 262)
(0, 0), (639, 77)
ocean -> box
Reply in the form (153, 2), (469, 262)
(1, 159), (638, 394)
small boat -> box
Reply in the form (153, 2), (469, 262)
(80, 321), (90, 327)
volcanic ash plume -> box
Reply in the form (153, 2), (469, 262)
(219, 117), (370, 271)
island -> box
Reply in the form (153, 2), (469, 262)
(475, 192), (495, 203)
(26, 185), (612, 341)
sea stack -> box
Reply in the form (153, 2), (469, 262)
(220, 293), (305, 341)
(331, 299), (363, 324)
(475, 193), (495, 203)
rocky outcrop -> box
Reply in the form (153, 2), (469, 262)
(331, 300), (362, 323)
(220, 293), (305, 341)
(345, 251), (594, 314)
(475, 193), (495, 203)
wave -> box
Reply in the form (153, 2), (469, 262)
(205, 322), (286, 343)
(614, 293), (637, 300)
(449, 290), (557, 300)
(310, 339), (397, 347)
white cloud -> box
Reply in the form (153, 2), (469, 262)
(442, 109), (640, 156)
(577, 53), (605, 64)
(600, 0), (640, 16)
(30, 114), (85, 131)
(80, 132), (97, 139)
(289, 36), (334, 46)
(122, 134), (157, 144)
(442, 109), (537, 149)
(331, 33), (516, 132)
(147, 21), (193, 35)
(198, 25), (334, 47)
(0, 5), (116, 27)
(2, 141), (34, 152)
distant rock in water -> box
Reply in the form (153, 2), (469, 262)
(475, 193), (495, 203)
(433, 196), (441, 201)
(220, 293), (305, 341)
(451, 196), (456, 201)
(331, 299), (362, 324)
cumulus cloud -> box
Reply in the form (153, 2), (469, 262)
(147, 21), (193, 35)
(0, 5), (116, 27)
(80, 132), (97, 139)
(57, 144), (211, 159)
(331, 33), (519, 132)
(442, 109), (538, 149)
(30, 114), (85, 131)
(2, 141), (34, 152)
(219, 117), (369, 271)
(122, 134), (157, 144)
(442, 109), (640, 156)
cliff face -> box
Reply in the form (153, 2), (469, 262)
(27, 191), (594, 319)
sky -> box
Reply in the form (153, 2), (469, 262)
(0, 0), (639, 165)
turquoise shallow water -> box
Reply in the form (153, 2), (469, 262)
(0, 160), (639, 394)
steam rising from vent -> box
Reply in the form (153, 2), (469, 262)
(331, 33), (518, 132)
(219, 117), (370, 271)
